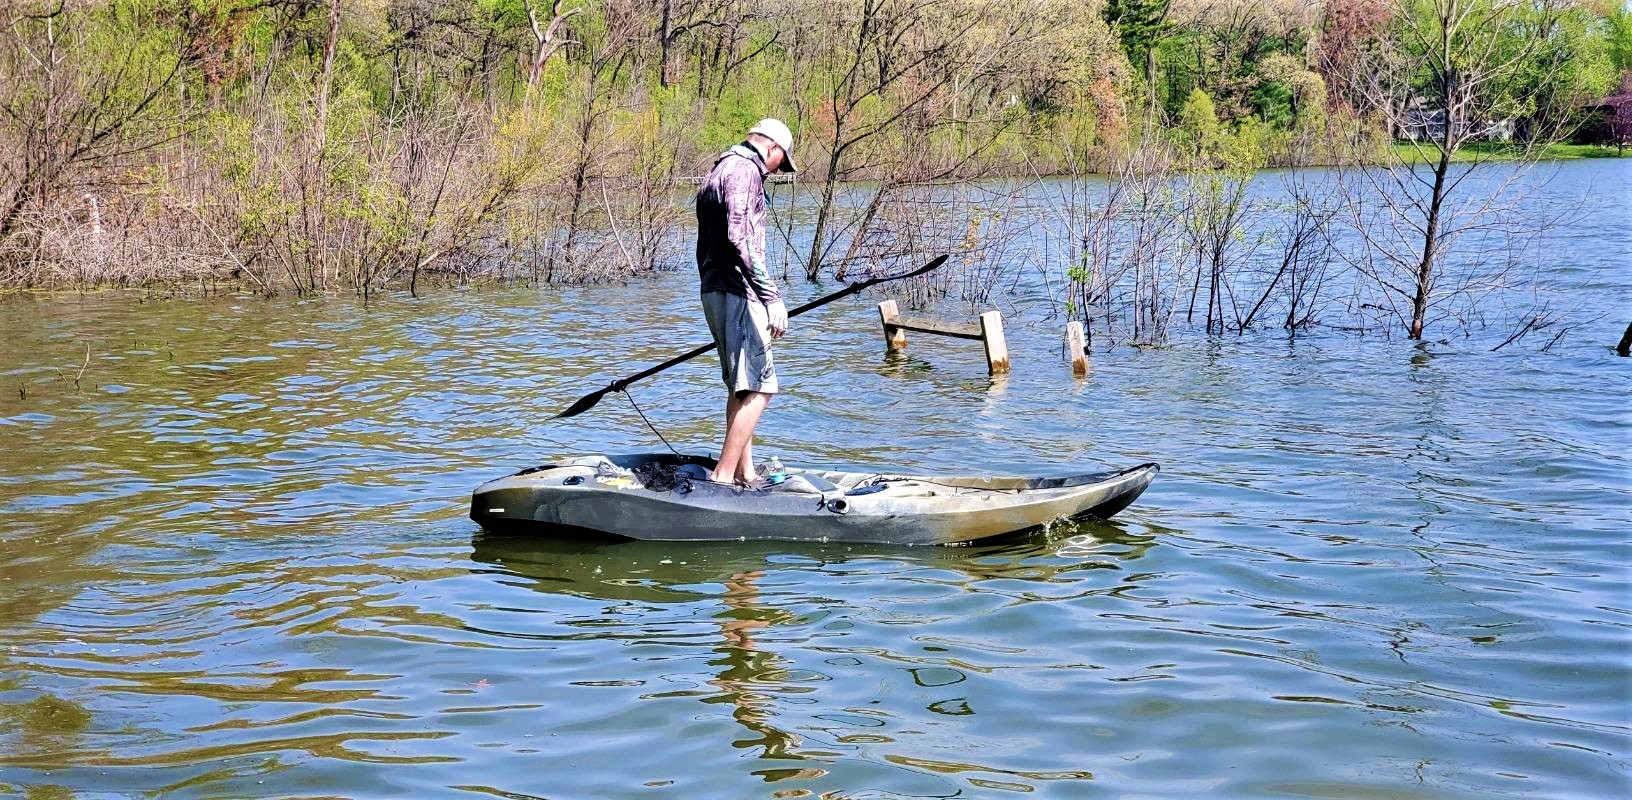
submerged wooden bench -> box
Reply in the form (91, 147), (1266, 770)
(877, 299), (1009, 374)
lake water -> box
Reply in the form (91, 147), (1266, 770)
(1, 160), (1628, 798)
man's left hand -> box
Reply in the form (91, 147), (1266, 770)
(766, 300), (788, 340)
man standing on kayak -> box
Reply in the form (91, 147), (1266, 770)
(696, 118), (797, 485)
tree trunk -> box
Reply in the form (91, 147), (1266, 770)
(299, 0), (343, 292)
(836, 182), (889, 281)
(659, 0), (675, 88)
(1185, 250), (1202, 324)
(562, 95), (598, 269)
(526, 1), (578, 92)
(313, 0), (342, 154)
(1210, 247), (1224, 334)
(805, 177), (837, 280)
(480, 27), (498, 113)
(804, 144), (845, 280)
(1410, 150), (1453, 340)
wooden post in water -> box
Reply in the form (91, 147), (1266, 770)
(878, 300), (907, 351)
(980, 311), (1009, 374)
(877, 297), (1007, 375)
(1065, 320), (1088, 376)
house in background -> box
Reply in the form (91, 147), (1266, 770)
(1397, 97), (1513, 143)
(1575, 71), (1632, 152)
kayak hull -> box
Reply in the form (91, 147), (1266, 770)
(470, 454), (1157, 546)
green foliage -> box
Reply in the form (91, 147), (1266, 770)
(1607, 2), (1632, 72)
(1225, 117), (1269, 170)
(704, 82), (786, 153)
(1102, 0), (1173, 75)
(1176, 88), (1221, 159)
(3, 0), (1626, 292)
(1251, 79), (1296, 130)
(1487, 0), (1616, 136)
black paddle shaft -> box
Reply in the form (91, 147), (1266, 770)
(554, 254), (949, 419)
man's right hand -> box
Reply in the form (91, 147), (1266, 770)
(766, 299), (788, 340)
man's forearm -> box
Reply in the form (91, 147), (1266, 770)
(745, 260), (781, 304)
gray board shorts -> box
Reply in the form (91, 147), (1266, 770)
(701, 290), (779, 395)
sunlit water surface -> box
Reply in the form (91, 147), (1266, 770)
(1, 160), (1629, 798)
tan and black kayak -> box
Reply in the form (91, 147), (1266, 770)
(470, 454), (1157, 545)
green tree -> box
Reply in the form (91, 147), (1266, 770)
(1176, 87), (1220, 159)
(1608, 1), (1632, 72)
(1101, 0), (1171, 89)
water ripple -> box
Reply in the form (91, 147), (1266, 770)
(2, 161), (1630, 797)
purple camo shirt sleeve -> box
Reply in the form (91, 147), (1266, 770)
(720, 161), (780, 304)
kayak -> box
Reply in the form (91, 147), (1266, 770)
(469, 454), (1158, 545)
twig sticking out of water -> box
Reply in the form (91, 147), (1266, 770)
(74, 343), (89, 392)
(1491, 315), (1544, 352)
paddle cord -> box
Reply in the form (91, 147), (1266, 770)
(621, 388), (682, 457)
(619, 390), (776, 493)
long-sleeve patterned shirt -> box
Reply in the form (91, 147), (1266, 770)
(695, 143), (781, 304)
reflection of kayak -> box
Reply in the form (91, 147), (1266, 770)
(469, 538), (829, 604)
(469, 454), (1158, 546)
(469, 531), (1159, 605)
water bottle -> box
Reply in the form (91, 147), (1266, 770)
(766, 456), (786, 485)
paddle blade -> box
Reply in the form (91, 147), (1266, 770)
(554, 388), (609, 419)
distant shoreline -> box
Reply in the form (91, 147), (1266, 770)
(668, 144), (1629, 185)
(2, 149), (1624, 299)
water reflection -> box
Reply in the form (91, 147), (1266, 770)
(707, 570), (808, 770)
(467, 523), (1159, 604)
(466, 525), (1160, 792)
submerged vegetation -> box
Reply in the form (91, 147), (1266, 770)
(0, 0), (1626, 341)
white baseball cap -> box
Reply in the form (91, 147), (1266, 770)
(747, 118), (798, 173)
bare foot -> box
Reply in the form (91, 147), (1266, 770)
(706, 468), (759, 485)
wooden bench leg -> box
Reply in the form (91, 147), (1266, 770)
(1066, 320), (1088, 376)
(878, 300), (907, 351)
(979, 310), (1009, 374)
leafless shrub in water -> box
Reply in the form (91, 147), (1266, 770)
(844, 175), (1036, 314)
(1334, 0), (1597, 339)
(1034, 130), (1190, 347)
(1179, 163), (1259, 336)
(780, 0), (1067, 282)
(1242, 172), (1342, 333)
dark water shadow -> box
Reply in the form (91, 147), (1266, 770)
(468, 516), (1161, 605)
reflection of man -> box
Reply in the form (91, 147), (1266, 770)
(695, 119), (799, 485)
(708, 569), (799, 758)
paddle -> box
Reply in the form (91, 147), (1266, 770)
(554, 254), (949, 419)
